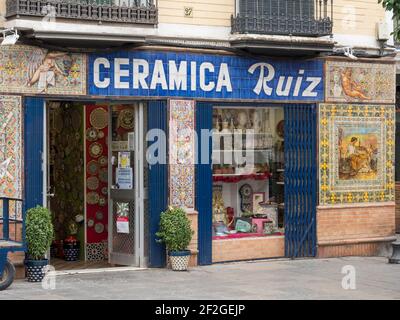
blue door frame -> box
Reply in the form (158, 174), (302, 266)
(196, 102), (213, 265)
(24, 97), (45, 212)
(148, 100), (168, 267)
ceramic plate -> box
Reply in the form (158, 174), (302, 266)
(87, 176), (100, 191)
(98, 131), (105, 139)
(86, 127), (99, 142)
(87, 219), (95, 228)
(96, 211), (104, 221)
(118, 109), (135, 130)
(87, 192), (100, 205)
(99, 197), (107, 207)
(87, 160), (99, 176)
(89, 142), (103, 158)
(95, 223), (105, 234)
(99, 156), (108, 167)
(276, 120), (284, 139)
(90, 108), (108, 130)
(101, 187), (108, 196)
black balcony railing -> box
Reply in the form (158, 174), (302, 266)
(6, 0), (158, 25)
(232, 0), (333, 37)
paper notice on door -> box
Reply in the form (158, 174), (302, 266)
(116, 167), (133, 189)
(117, 216), (130, 234)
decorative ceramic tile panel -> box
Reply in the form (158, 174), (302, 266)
(325, 59), (395, 104)
(169, 100), (195, 209)
(0, 96), (23, 199)
(86, 242), (108, 261)
(319, 104), (395, 205)
(0, 45), (86, 95)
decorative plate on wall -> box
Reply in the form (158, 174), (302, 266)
(118, 109), (135, 130)
(88, 219), (95, 228)
(87, 177), (100, 191)
(95, 223), (105, 234)
(90, 108), (108, 130)
(101, 187), (108, 196)
(96, 211), (104, 221)
(89, 142), (103, 158)
(87, 160), (100, 176)
(99, 197), (107, 207)
(99, 156), (108, 167)
(87, 192), (100, 205)
(86, 127), (99, 142)
(98, 131), (105, 139)
(276, 120), (284, 139)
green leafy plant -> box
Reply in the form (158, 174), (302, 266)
(26, 206), (54, 260)
(379, 0), (400, 40)
(156, 207), (194, 252)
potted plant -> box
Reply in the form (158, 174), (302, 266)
(25, 206), (54, 283)
(156, 207), (194, 271)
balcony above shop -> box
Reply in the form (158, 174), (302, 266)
(4, 0), (158, 47)
(6, 0), (158, 25)
(230, 0), (335, 56)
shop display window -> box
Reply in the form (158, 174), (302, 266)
(212, 107), (285, 240)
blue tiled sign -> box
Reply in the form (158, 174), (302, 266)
(88, 51), (324, 101)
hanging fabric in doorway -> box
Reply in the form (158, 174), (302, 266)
(85, 105), (109, 261)
(169, 100), (196, 210)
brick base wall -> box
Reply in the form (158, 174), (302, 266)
(396, 183), (400, 233)
(212, 236), (285, 263)
(317, 202), (396, 258)
(187, 211), (198, 267)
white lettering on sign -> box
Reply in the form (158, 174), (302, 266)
(115, 58), (129, 89)
(93, 57), (321, 98)
(248, 63), (321, 98)
(133, 59), (149, 89)
(169, 60), (187, 91)
(94, 58), (110, 89)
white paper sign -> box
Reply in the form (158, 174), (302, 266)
(116, 167), (133, 189)
(117, 217), (130, 234)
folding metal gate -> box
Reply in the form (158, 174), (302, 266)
(284, 104), (317, 258)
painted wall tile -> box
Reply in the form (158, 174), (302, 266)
(169, 100), (196, 210)
(325, 59), (395, 104)
(0, 45), (86, 95)
(319, 104), (395, 205)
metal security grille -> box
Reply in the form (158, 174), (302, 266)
(6, 0), (158, 25)
(233, 0), (333, 37)
(284, 104), (317, 258)
(112, 199), (135, 255)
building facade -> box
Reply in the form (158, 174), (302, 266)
(0, 0), (397, 272)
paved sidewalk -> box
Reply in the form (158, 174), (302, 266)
(1, 257), (399, 300)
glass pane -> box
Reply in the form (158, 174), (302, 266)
(212, 107), (285, 241)
(110, 105), (136, 264)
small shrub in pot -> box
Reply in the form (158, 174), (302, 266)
(156, 207), (194, 271)
(25, 206), (54, 282)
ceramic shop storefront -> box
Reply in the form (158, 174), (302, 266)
(0, 44), (397, 269)
(88, 51), (397, 265)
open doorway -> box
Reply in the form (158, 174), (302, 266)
(46, 101), (147, 271)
